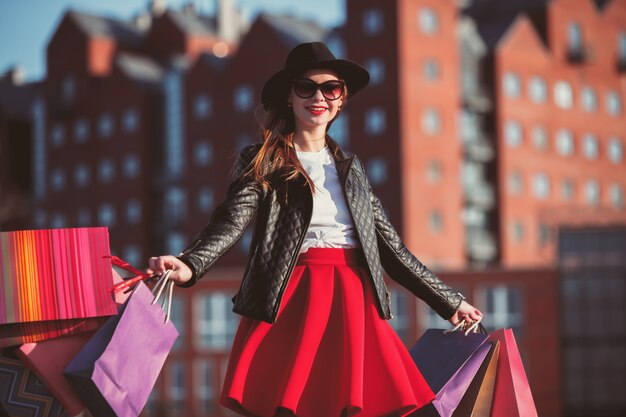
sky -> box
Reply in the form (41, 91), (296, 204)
(0, 0), (344, 83)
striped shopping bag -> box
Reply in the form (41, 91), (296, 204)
(0, 227), (117, 348)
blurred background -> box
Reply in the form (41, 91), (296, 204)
(1, 0), (625, 416)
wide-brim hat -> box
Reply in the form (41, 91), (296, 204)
(261, 42), (370, 110)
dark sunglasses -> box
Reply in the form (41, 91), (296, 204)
(292, 78), (345, 101)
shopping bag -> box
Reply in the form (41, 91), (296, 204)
(0, 347), (68, 417)
(451, 341), (499, 417)
(489, 329), (538, 417)
(63, 275), (178, 417)
(0, 228), (117, 347)
(409, 327), (490, 417)
(15, 267), (134, 417)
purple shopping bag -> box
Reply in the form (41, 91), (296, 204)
(409, 328), (490, 417)
(63, 280), (178, 417)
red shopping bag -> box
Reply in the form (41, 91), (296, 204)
(0, 228), (118, 347)
(489, 329), (538, 417)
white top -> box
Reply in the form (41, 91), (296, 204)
(296, 146), (360, 253)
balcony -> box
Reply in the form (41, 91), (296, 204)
(464, 182), (495, 209)
(465, 228), (497, 263)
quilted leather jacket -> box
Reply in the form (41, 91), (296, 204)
(177, 138), (463, 323)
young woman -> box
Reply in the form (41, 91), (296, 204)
(148, 42), (483, 417)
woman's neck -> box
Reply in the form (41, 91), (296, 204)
(292, 129), (327, 152)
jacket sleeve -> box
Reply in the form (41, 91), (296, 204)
(357, 158), (463, 320)
(176, 144), (263, 287)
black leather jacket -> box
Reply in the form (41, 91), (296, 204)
(177, 138), (463, 323)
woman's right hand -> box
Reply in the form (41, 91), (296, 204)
(147, 255), (193, 285)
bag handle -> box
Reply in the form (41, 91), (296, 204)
(151, 270), (175, 323)
(106, 256), (156, 293)
(444, 318), (486, 336)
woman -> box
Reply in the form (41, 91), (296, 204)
(148, 42), (483, 417)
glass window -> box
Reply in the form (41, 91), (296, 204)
(561, 179), (575, 201)
(504, 120), (523, 147)
(619, 31), (626, 62)
(33, 209), (46, 229)
(510, 221), (524, 243)
(532, 126), (548, 150)
(122, 108), (139, 133)
(167, 361), (186, 416)
(236, 133), (252, 151)
(528, 76), (547, 103)
(429, 210), (443, 233)
(554, 81), (574, 108)
(167, 232), (186, 255)
(164, 72), (184, 179)
(388, 288), (411, 343)
(98, 159), (115, 183)
(365, 107), (386, 135)
(234, 85), (253, 112)
(533, 173), (550, 199)
(581, 86), (597, 112)
(367, 158), (388, 185)
(50, 123), (65, 147)
(608, 138), (623, 163)
(326, 34), (345, 58)
(365, 57), (385, 85)
(609, 184), (623, 209)
(423, 58), (440, 81)
(198, 187), (215, 213)
(193, 94), (212, 119)
(98, 203), (116, 226)
(50, 213), (67, 229)
(422, 107), (441, 135)
(502, 72), (521, 98)
(126, 199), (141, 224)
(77, 207), (91, 227)
(508, 171), (523, 196)
(62, 75), (76, 104)
(170, 295), (185, 351)
(426, 160), (442, 183)
(606, 91), (622, 116)
(476, 285), (523, 336)
(194, 141), (214, 167)
(585, 180), (600, 205)
(568, 22), (583, 53)
(122, 245), (141, 267)
(556, 129), (575, 156)
(419, 8), (439, 35)
(123, 154), (140, 178)
(538, 223), (552, 246)
(362, 8), (383, 35)
(32, 99), (46, 200)
(73, 119), (89, 143)
(98, 113), (114, 138)
(50, 168), (65, 191)
(74, 163), (90, 187)
(165, 187), (187, 224)
(194, 359), (216, 415)
(582, 134), (598, 160)
(460, 110), (479, 142)
(328, 113), (349, 146)
(194, 292), (239, 350)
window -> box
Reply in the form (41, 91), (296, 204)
(388, 288), (411, 343)
(326, 34), (345, 58)
(365, 58), (385, 85)
(50, 213), (67, 229)
(74, 164), (90, 187)
(423, 59), (440, 81)
(510, 221), (524, 243)
(561, 179), (575, 201)
(165, 187), (186, 224)
(508, 171), (523, 196)
(73, 119), (89, 143)
(170, 296), (185, 351)
(164, 71), (184, 179)
(122, 108), (139, 133)
(366, 158), (387, 185)
(528, 76), (547, 103)
(538, 223), (552, 246)
(123, 154), (140, 178)
(554, 81), (574, 108)
(362, 9), (383, 35)
(126, 199), (141, 224)
(33, 210), (46, 228)
(328, 113), (348, 146)
(426, 160), (442, 183)
(609, 184), (623, 209)
(234, 85), (253, 112)
(98, 113), (114, 138)
(98, 159), (115, 183)
(198, 188), (215, 213)
(194, 360), (216, 415)
(619, 31), (626, 62)
(122, 245), (141, 267)
(476, 285), (523, 336)
(582, 134), (598, 160)
(50, 124), (65, 147)
(194, 141), (213, 167)
(606, 91), (622, 116)
(504, 121), (523, 147)
(567, 22), (583, 56)
(167, 232), (186, 255)
(364, 107), (386, 135)
(194, 292), (239, 349)
(77, 207), (91, 227)
(429, 210), (443, 233)
(193, 94), (212, 119)
(581, 86), (597, 112)
(167, 361), (186, 416)
(460, 110), (479, 142)
(585, 180), (600, 205)
(608, 138), (623, 163)
(239, 229), (253, 252)
(98, 203), (116, 226)
(556, 129), (575, 156)
(502, 72), (521, 98)
(422, 108), (441, 135)
(61, 75), (76, 105)
(532, 126), (548, 150)
(32, 99), (46, 201)
(236, 133), (252, 151)
(533, 173), (550, 199)
(50, 168), (65, 191)
(419, 8), (439, 35)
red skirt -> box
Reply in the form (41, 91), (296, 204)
(220, 248), (435, 417)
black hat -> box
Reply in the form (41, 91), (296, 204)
(261, 42), (370, 110)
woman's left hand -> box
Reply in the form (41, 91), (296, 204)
(449, 300), (483, 326)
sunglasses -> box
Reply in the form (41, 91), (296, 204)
(292, 78), (345, 101)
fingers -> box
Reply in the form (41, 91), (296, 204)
(148, 255), (176, 274)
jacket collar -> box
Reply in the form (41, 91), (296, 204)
(326, 135), (355, 185)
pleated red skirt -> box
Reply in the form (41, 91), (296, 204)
(220, 248), (435, 417)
